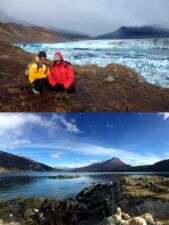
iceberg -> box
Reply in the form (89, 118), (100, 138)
(18, 39), (169, 88)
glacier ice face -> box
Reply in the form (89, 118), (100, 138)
(18, 39), (169, 88)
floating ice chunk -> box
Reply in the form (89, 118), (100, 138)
(17, 38), (169, 88)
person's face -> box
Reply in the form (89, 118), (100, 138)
(40, 57), (47, 63)
(55, 60), (62, 65)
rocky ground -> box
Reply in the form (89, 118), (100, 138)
(0, 41), (169, 112)
(0, 176), (169, 225)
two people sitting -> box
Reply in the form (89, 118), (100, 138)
(28, 51), (76, 98)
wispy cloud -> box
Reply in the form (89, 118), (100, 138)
(159, 113), (169, 120)
(55, 160), (99, 169)
(60, 142), (162, 166)
(0, 113), (80, 150)
(11, 139), (32, 147)
(164, 152), (169, 159)
(0, 113), (55, 136)
(49, 152), (61, 159)
(26, 141), (162, 166)
(53, 114), (80, 134)
(1, 0), (169, 35)
(0, 113), (167, 168)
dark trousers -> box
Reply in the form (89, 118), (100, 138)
(54, 84), (76, 94)
(33, 78), (47, 93)
(33, 79), (76, 94)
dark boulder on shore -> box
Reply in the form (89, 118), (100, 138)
(0, 180), (125, 225)
(32, 181), (124, 225)
(0, 176), (169, 225)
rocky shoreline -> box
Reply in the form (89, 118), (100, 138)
(0, 176), (169, 225)
(0, 41), (169, 112)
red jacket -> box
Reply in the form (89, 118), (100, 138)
(48, 52), (75, 89)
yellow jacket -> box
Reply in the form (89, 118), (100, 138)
(28, 62), (50, 84)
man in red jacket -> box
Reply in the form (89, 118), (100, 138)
(47, 51), (75, 98)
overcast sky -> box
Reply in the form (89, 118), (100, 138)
(0, 113), (169, 168)
(0, 0), (169, 36)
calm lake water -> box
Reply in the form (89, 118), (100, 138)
(0, 172), (169, 202)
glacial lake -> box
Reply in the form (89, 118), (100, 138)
(0, 172), (169, 202)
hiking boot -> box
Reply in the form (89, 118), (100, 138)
(56, 92), (62, 98)
(64, 92), (70, 99)
(32, 88), (40, 96)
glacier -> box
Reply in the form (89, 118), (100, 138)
(18, 39), (169, 88)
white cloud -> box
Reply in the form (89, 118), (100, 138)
(0, 113), (55, 136)
(1, 0), (169, 36)
(49, 152), (61, 159)
(53, 114), (80, 134)
(23, 140), (162, 166)
(55, 160), (98, 169)
(0, 113), (80, 135)
(11, 139), (32, 147)
(0, 113), (165, 167)
(0, 113), (80, 150)
(164, 152), (169, 159)
(159, 113), (169, 120)
(59, 142), (162, 166)
(0, 114), (26, 136)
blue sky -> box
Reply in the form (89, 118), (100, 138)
(0, 113), (169, 168)
(1, 0), (169, 35)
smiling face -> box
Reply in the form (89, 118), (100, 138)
(55, 60), (62, 65)
(53, 53), (62, 64)
(40, 57), (47, 63)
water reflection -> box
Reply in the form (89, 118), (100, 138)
(0, 172), (168, 201)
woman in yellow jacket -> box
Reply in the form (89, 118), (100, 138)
(28, 51), (50, 95)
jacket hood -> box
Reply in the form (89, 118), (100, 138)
(34, 55), (40, 62)
(54, 51), (64, 62)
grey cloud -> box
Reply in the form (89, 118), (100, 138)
(0, 0), (169, 36)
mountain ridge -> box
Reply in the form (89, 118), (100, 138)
(0, 150), (169, 172)
(96, 25), (169, 39)
(1, 15), (169, 42)
(72, 157), (169, 172)
(150, 159), (169, 172)
(0, 8), (90, 40)
(0, 150), (58, 172)
(72, 157), (132, 172)
(0, 21), (89, 44)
